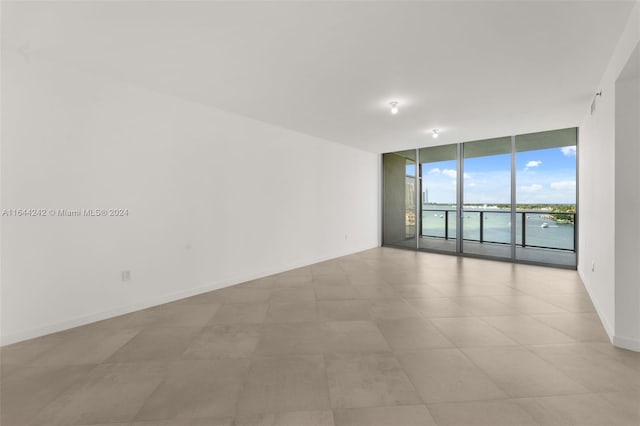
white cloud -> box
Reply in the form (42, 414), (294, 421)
(439, 169), (471, 179)
(550, 180), (576, 190)
(519, 184), (543, 192)
(524, 160), (542, 171)
(560, 146), (576, 157)
(428, 167), (441, 175)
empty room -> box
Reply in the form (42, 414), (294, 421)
(1, 1), (639, 426)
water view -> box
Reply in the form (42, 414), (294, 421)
(422, 205), (575, 251)
(384, 128), (578, 266)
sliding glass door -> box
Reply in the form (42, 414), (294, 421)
(515, 128), (577, 266)
(419, 144), (458, 253)
(382, 127), (577, 268)
(462, 137), (513, 259)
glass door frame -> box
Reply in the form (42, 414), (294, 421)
(383, 128), (578, 269)
(417, 144), (460, 254)
(416, 140), (514, 259)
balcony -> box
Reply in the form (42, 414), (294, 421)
(420, 209), (576, 266)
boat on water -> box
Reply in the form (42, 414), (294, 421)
(541, 222), (549, 228)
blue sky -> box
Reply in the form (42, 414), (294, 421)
(419, 146), (576, 204)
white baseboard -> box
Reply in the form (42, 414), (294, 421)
(1, 244), (379, 346)
(613, 335), (640, 352)
(577, 269), (640, 352)
(1, 281), (228, 346)
(577, 269), (615, 341)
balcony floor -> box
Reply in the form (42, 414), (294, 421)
(389, 236), (577, 267)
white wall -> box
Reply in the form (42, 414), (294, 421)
(0, 50), (380, 345)
(579, 1), (640, 350)
(614, 49), (640, 349)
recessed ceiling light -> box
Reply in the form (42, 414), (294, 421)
(389, 101), (399, 115)
(432, 129), (439, 139)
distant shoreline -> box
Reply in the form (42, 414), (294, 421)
(420, 204), (576, 224)
(422, 203), (575, 211)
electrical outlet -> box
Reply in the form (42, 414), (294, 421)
(121, 270), (131, 282)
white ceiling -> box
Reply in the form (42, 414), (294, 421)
(2, 1), (635, 153)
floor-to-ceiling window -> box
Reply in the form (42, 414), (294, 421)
(419, 144), (458, 253)
(515, 128), (577, 266)
(382, 128), (577, 268)
(462, 137), (513, 260)
(382, 150), (417, 248)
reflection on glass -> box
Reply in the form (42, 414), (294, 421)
(383, 150), (416, 248)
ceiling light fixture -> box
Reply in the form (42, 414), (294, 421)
(389, 101), (399, 115)
(432, 129), (439, 139)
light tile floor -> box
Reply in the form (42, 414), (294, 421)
(1, 247), (639, 426)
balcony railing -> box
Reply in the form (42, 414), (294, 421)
(421, 209), (576, 252)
